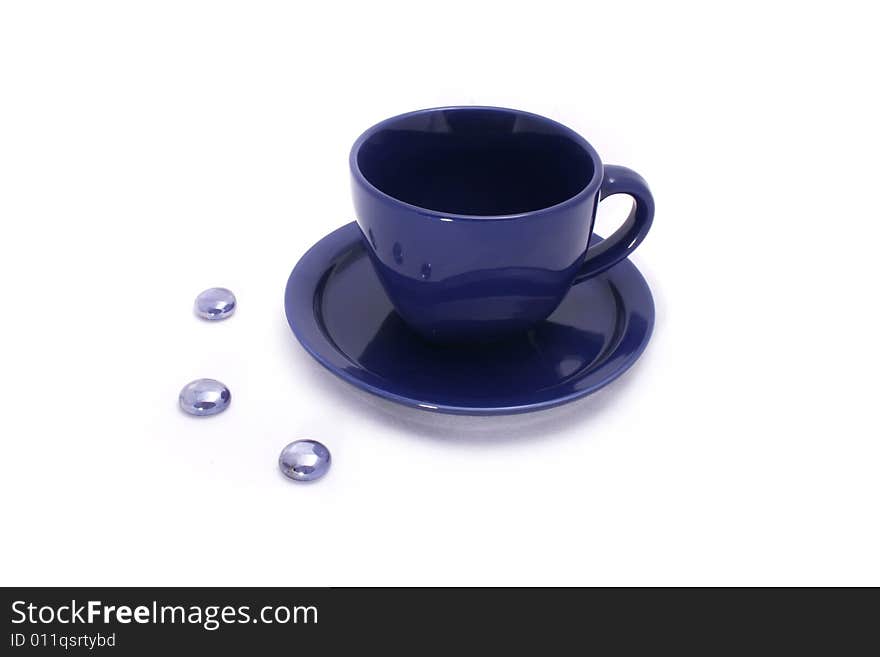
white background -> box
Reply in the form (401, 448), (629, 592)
(1, 1), (878, 586)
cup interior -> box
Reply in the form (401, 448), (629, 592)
(355, 108), (596, 217)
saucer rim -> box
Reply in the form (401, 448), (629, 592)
(285, 222), (654, 416)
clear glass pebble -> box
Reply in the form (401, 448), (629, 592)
(194, 287), (236, 320)
(279, 440), (331, 482)
(179, 378), (231, 416)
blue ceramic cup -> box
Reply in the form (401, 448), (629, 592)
(350, 106), (654, 342)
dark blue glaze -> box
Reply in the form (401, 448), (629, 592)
(350, 106), (654, 342)
(285, 223), (654, 415)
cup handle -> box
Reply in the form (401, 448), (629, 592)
(573, 164), (654, 284)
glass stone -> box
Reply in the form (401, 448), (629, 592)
(279, 440), (331, 482)
(194, 287), (236, 320)
(179, 378), (231, 416)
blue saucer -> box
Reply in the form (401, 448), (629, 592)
(285, 222), (654, 415)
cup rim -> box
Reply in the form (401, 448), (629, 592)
(349, 106), (603, 223)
